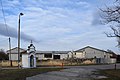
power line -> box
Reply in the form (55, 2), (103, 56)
(0, 0), (13, 66)
(0, 0), (10, 37)
(0, 38), (8, 42)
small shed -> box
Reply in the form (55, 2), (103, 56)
(22, 42), (36, 68)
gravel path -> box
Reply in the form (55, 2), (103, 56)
(26, 64), (120, 80)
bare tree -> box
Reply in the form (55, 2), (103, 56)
(101, 0), (120, 47)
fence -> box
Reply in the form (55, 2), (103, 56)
(0, 59), (96, 67)
(36, 59), (96, 66)
(0, 60), (19, 67)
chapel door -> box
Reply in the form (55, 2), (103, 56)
(30, 55), (34, 67)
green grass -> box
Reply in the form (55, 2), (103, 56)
(95, 69), (120, 80)
(64, 63), (110, 66)
(0, 68), (63, 80)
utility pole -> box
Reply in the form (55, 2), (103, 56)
(9, 37), (12, 66)
(18, 13), (24, 69)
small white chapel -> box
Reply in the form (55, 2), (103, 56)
(22, 41), (36, 68)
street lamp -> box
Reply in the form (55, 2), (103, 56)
(18, 12), (24, 68)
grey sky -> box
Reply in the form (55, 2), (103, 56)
(0, 0), (119, 53)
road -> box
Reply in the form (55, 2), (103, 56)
(26, 64), (120, 80)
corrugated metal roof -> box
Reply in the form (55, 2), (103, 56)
(36, 51), (70, 54)
(6, 47), (70, 54)
(6, 47), (26, 53)
(75, 46), (108, 53)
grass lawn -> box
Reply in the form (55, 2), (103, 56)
(96, 69), (120, 80)
(0, 68), (63, 80)
(65, 63), (110, 66)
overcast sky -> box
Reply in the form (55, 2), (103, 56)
(0, 0), (119, 53)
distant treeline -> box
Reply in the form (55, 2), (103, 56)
(0, 49), (8, 60)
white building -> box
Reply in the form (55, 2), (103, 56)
(7, 46), (116, 64)
(22, 42), (36, 68)
(68, 46), (115, 63)
(7, 47), (26, 61)
(36, 51), (69, 60)
(7, 48), (69, 61)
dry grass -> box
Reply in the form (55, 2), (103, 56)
(96, 69), (120, 80)
(0, 68), (62, 80)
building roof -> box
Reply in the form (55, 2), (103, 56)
(6, 47), (70, 54)
(75, 46), (108, 53)
(36, 51), (70, 54)
(6, 47), (26, 54)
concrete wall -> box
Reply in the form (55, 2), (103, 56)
(53, 54), (68, 59)
(37, 60), (63, 66)
(22, 54), (29, 68)
(9, 54), (18, 60)
(110, 58), (116, 63)
(84, 47), (105, 58)
(22, 54), (36, 68)
(44, 54), (53, 60)
(8, 47), (25, 61)
(60, 54), (68, 59)
(74, 52), (84, 58)
(67, 52), (72, 58)
(36, 54), (44, 60)
(36, 54), (53, 60)
(36, 53), (68, 60)
(67, 47), (112, 64)
(0, 60), (19, 67)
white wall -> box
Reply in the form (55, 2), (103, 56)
(22, 54), (29, 68)
(67, 52), (72, 58)
(74, 52), (84, 58)
(44, 54), (53, 60)
(110, 58), (116, 63)
(7, 47), (26, 61)
(9, 54), (18, 60)
(55, 54), (68, 59)
(36, 53), (68, 60)
(36, 54), (53, 60)
(36, 54), (44, 60)
(84, 47), (105, 58)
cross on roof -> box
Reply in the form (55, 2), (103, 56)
(31, 40), (33, 44)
